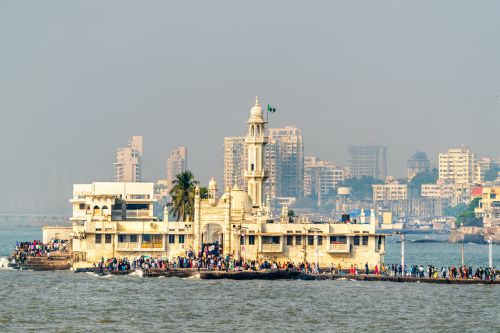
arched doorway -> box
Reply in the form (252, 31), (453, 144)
(202, 223), (223, 246)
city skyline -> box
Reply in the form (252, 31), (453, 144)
(1, 1), (500, 213)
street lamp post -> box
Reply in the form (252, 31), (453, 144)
(304, 227), (321, 272)
(461, 236), (465, 267)
(314, 234), (319, 271)
(483, 232), (495, 268)
(489, 236), (493, 268)
(395, 231), (405, 268)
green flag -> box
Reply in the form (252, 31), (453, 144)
(267, 104), (276, 113)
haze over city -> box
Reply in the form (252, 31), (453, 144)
(1, 1), (499, 213)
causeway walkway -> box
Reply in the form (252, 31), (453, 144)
(75, 268), (499, 285)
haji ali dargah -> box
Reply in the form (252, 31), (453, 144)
(55, 98), (385, 268)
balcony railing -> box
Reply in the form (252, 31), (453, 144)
(260, 244), (283, 252)
(140, 242), (163, 249)
(126, 210), (151, 218)
(327, 243), (350, 253)
(117, 242), (140, 250)
(244, 171), (268, 178)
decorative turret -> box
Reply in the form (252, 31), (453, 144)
(281, 204), (289, 223)
(370, 208), (376, 225)
(360, 208), (366, 224)
(244, 96), (268, 209)
(163, 205), (169, 222)
(266, 194), (272, 219)
(208, 176), (217, 206)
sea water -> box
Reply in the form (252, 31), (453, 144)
(0, 224), (499, 332)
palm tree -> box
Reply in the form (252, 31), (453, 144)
(169, 171), (198, 221)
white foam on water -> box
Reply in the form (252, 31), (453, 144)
(99, 274), (113, 278)
(0, 257), (12, 270)
(183, 273), (200, 280)
(129, 269), (144, 278)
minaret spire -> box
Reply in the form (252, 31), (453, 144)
(244, 96), (268, 209)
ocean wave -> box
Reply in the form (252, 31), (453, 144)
(129, 269), (144, 278)
(0, 257), (12, 270)
(183, 273), (200, 280)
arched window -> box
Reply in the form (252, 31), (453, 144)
(101, 205), (109, 215)
(250, 125), (255, 137)
(93, 205), (100, 215)
(256, 125), (261, 136)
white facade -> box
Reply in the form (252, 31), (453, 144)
(244, 97), (268, 208)
(304, 157), (345, 198)
(114, 136), (142, 182)
(421, 183), (454, 198)
(438, 145), (478, 185)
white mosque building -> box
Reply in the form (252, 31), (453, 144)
(65, 98), (386, 268)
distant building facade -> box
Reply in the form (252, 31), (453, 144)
(475, 187), (500, 228)
(348, 145), (387, 180)
(266, 126), (304, 199)
(407, 151), (430, 179)
(114, 136), (143, 182)
(304, 157), (345, 202)
(166, 147), (188, 187)
(223, 137), (247, 190)
(372, 180), (407, 217)
(438, 145), (478, 185)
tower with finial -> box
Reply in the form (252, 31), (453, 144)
(208, 176), (217, 206)
(244, 96), (268, 209)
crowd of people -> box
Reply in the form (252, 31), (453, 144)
(380, 263), (497, 280)
(12, 239), (68, 264)
(91, 242), (498, 281)
(13, 240), (496, 281)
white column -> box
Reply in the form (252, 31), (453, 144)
(489, 237), (493, 268)
(401, 234), (405, 268)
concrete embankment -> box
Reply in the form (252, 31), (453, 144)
(10, 252), (71, 271)
(121, 268), (498, 285)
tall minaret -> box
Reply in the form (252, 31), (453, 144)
(244, 96), (268, 209)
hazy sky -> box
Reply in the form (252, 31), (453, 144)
(1, 1), (499, 213)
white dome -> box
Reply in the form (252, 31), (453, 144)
(250, 96), (263, 119)
(230, 184), (253, 214)
(208, 176), (217, 189)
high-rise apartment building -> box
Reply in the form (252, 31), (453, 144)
(166, 147), (188, 186)
(304, 157), (345, 200)
(407, 151), (430, 179)
(223, 137), (247, 190)
(438, 145), (477, 185)
(348, 145), (387, 180)
(114, 136), (142, 182)
(266, 126), (304, 199)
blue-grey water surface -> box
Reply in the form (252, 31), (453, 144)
(0, 224), (499, 332)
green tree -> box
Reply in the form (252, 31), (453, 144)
(449, 197), (483, 228)
(169, 171), (199, 221)
(199, 186), (209, 199)
(338, 176), (383, 201)
(409, 168), (438, 196)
